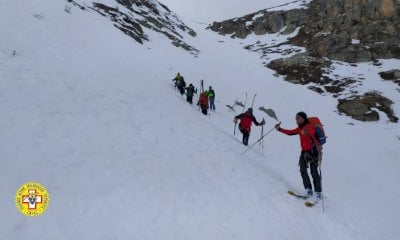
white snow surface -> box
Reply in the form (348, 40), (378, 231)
(1, 0), (400, 240)
(352, 39), (361, 45)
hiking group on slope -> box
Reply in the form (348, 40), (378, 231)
(171, 72), (325, 202)
(172, 72), (216, 115)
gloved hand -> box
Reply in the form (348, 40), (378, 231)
(260, 119), (266, 125)
(234, 118), (238, 123)
(275, 122), (281, 130)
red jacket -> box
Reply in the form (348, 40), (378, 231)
(235, 112), (262, 132)
(198, 93), (209, 107)
(279, 124), (320, 151)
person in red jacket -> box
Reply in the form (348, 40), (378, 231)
(198, 91), (209, 115)
(275, 112), (322, 200)
(234, 108), (265, 146)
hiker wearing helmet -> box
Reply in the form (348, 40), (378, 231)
(234, 108), (265, 146)
(275, 112), (322, 200)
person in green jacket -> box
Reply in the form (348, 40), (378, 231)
(172, 72), (183, 89)
(185, 84), (197, 104)
(207, 86), (216, 111)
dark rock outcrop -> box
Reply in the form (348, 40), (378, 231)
(211, 0), (400, 62)
(291, 0), (400, 62)
(209, 8), (309, 39)
(338, 92), (398, 123)
(379, 69), (400, 91)
(267, 53), (331, 85)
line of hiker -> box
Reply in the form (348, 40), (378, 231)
(172, 73), (325, 202)
(172, 72), (216, 115)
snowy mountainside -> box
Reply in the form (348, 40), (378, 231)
(0, 0), (400, 240)
(158, 0), (311, 22)
(67, 0), (198, 55)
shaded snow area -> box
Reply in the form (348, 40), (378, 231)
(0, 0), (399, 239)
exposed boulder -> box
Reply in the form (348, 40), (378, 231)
(338, 92), (398, 123)
(379, 69), (400, 80)
(379, 69), (400, 88)
(267, 53), (331, 85)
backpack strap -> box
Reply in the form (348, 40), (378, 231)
(303, 125), (318, 146)
(303, 125), (322, 162)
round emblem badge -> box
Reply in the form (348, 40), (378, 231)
(15, 182), (50, 217)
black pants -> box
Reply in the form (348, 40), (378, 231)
(200, 105), (208, 115)
(239, 126), (250, 146)
(178, 86), (185, 95)
(299, 149), (321, 192)
(186, 95), (193, 104)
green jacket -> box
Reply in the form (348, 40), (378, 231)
(185, 85), (197, 97)
(173, 73), (183, 81)
(206, 89), (215, 98)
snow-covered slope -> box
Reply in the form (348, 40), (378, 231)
(0, 0), (399, 239)
(159, 0), (311, 22)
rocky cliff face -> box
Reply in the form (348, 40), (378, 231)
(67, 0), (199, 55)
(209, 8), (309, 39)
(291, 0), (400, 62)
(210, 0), (400, 123)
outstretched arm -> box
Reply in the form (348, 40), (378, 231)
(275, 123), (301, 135)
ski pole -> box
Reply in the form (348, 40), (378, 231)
(251, 93), (257, 108)
(243, 92), (248, 113)
(260, 124), (264, 155)
(235, 122), (239, 139)
(319, 164), (325, 212)
(260, 118), (264, 147)
(241, 124), (279, 156)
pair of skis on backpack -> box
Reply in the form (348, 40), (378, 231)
(287, 190), (321, 207)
